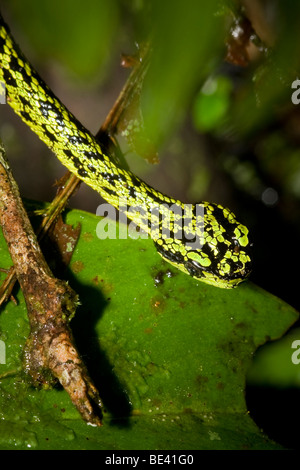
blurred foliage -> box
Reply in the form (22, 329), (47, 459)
(1, 0), (300, 449)
(247, 328), (300, 389)
(2, 0), (120, 79)
(246, 327), (300, 449)
(1, 0), (225, 143)
(192, 75), (233, 132)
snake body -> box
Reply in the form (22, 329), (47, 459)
(0, 14), (252, 288)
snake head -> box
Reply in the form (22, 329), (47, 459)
(184, 204), (252, 288)
(184, 236), (252, 288)
(154, 202), (252, 289)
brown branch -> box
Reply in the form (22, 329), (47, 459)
(0, 142), (103, 426)
(0, 171), (81, 306)
(0, 44), (151, 426)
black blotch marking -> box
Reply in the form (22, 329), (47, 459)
(154, 241), (184, 265)
(78, 167), (88, 177)
(43, 124), (57, 143)
(39, 100), (54, 119)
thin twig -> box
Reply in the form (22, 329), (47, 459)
(97, 43), (151, 137)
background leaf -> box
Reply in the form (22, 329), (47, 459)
(3, 0), (120, 79)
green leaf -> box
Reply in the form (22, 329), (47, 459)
(0, 206), (298, 449)
(3, 0), (119, 78)
(247, 327), (300, 388)
(192, 75), (233, 132)
(141, 0), (224, 146)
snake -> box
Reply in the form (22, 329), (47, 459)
(0, 13), (252, 289)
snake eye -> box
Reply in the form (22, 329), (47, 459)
(185, 259), (202, 277)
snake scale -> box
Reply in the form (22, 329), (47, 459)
(0, 13), (252, 289)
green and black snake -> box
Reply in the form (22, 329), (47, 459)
(0, 13), (252, 288)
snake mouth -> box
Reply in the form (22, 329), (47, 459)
(185, 259), (252, 284)
(155, 236), (252, 287)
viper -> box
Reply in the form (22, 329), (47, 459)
(0, 13), (252, 288)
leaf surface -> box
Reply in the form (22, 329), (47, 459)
(0, 207), (298, 449)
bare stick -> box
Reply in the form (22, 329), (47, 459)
(0, 142), (103, 426)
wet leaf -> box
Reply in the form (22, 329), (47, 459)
(0, 206), (298, 449)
